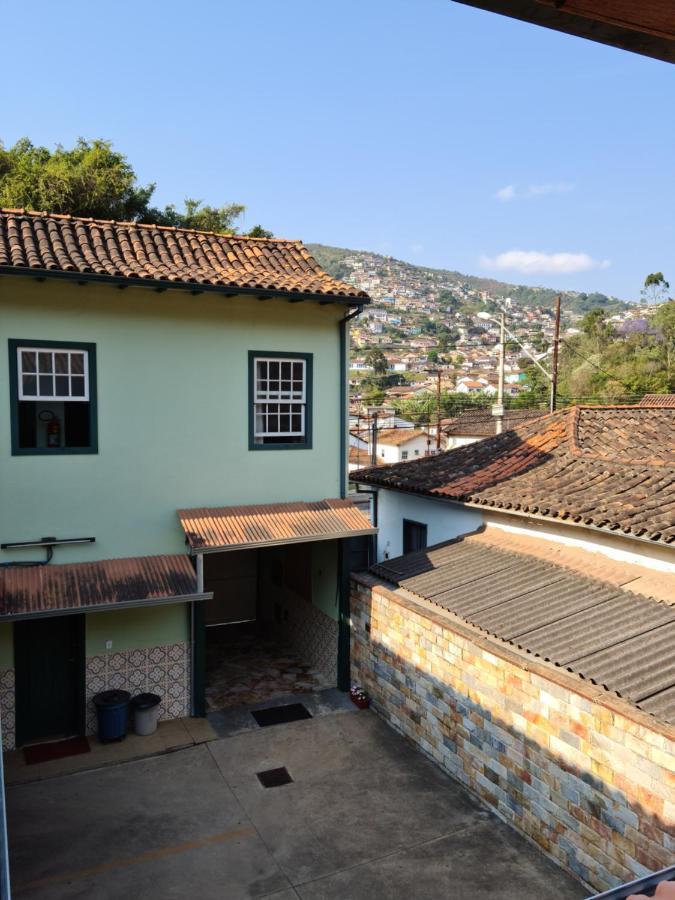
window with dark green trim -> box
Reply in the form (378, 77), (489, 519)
(248, 351), (312, 450)
(9, 339), (98, 455)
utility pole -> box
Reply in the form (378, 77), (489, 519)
(435, 368), (442, 451)
(550, 294), (561, 413)
(493, 311), (505, 435)
(370, 410), (378, 466)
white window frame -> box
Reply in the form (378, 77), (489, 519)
(253, 356), (306, 439)
(17, 346), (90, 402)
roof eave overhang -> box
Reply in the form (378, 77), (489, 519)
(188, 528), (378, 555)
(0, 590), (213, 622)
(450, 0), (675, 64)
(351, 480), (671, 548)
(0, 266), (370, 307)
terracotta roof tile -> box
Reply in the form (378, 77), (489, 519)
(376, 428), (429, 447)
(639, 393), (675, 408)
(0, 209), (369, 302)
(351, 406), (675, 545)
(443, 408), (546, 438)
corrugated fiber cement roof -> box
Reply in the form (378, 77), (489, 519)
(372, 533), (675, 725)
(178, 498), (377, 553)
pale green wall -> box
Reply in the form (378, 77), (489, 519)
(0, 277), (344, 564)
(85, 603), (189, 655)
(312, 540), (339, 621)
(0, 624), (13, 669)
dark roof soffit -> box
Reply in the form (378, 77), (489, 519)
(451, 0), (675, 64)
(0, 265), (368, 306)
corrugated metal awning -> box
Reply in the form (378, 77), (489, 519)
(178, 498), (377, 554)
(0, 554), (210, 620)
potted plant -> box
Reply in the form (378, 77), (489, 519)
(350, 684), (370, 709)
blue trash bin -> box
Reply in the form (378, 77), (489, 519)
(93, 690), (131, 742)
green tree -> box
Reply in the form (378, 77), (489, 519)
(364, 348), (388, 376)
(653, 300), (675, 385)
(0, 137), (269, 236)
(641, 272), (670, 306)
(427, 349), (439, 364)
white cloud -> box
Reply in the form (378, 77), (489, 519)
(495, 185), (516, 201)
(526, 182), (574, 197)
(494, 182), (574, 201)
(479, 250), (611, 276)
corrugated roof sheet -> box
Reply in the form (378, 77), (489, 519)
(178, 498), (377, 553)
(352, 406), (675, 545)
(0, 554), (205, 620)
(0, 208), (369, 302)
(372, 533), (675, 725)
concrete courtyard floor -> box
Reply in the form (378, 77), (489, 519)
(6, 708), (585, 899)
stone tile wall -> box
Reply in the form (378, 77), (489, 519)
(277, 594), (338, 686)
(85, 642), (191, 734)
(0, 669), (15, 750)
(351, 575), (675, 895)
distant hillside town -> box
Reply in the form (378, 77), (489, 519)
(310, 245), (672, 427)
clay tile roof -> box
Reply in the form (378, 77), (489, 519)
(640, 393), (675, 408)
(0, 208), (369, 302)
(376, 428), (428, 447)
(443, 408), (547, 438)
(351, 406), (675, 545)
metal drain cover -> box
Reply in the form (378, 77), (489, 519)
(257, 767), (293, 788)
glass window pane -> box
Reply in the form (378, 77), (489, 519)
(39, 375), (54, 396)
(292, 414), (302, 432)
(268, 414), (279, 433)
(71, 352), (85, 375)
(71, 376), (85, 397)
(256, 360), (267, 379)
(257, 379), (267, 397)
(269, 380), (279, 394)
(269, 361), (280, 379)
(55, 375), (69, 396)
(21, 351), (36, 373)
(292, 362), (303, 380)
(55, 353), (69, 374)
(38, 352), (53, 374)
(281, 361), (291, 379)
(281, 381), (291, 395)
(22, 374), (37, 396)
(279, 414), (290, 432)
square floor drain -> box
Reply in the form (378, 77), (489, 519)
(257, 767), (293, 788)
(251, 703), (312, 727)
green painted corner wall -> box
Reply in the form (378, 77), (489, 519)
(0, 277), (345, 565)
(312, 540), (339, 621)
(0, 624), (13, 669)
(85, 603), (189, 656)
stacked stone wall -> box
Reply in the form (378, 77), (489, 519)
(351, 575), (675, 893)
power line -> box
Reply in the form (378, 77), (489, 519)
(559, 339), (638, 394)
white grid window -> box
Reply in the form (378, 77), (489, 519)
(17, 348), (89, 401)
(254, 357), (306, 441)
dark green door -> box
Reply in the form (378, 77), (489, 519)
(15, 615), (85, 746)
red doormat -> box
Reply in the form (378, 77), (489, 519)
(23, 736), (91, 765)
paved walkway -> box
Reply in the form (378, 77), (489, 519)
(6, 708), (585, 899)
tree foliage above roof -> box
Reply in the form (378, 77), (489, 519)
(0, 138), (271, 236)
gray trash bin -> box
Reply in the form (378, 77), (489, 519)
(131, 693), (162, 736)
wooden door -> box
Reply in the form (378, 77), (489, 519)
(15, 615), (85, 746)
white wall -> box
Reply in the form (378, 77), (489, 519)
(376, 489), (482, 561)
(483, 512), (675, 574)
(378, 434), (430, 464)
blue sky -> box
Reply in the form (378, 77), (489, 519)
(3, 0), (673, 299)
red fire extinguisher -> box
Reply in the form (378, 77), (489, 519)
(39, 410), (61, 448)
